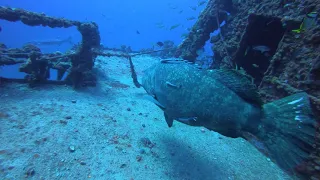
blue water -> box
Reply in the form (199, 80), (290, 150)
(0, 0), (218, 79)
(0, 0), (208, 52)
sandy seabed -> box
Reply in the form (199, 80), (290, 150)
(0, 55), (292, 180)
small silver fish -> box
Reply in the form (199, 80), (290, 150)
(252, 45), (271, 53)
(186, 17), (196, 21)
(189, 6), (197, 11)
(27, 36), (73, 46)
(181, 33), (188, 38)
(198, 1), (206, 6)
(160, 59), (184, 64)
(252, 64), (259, 68)
(169, 24), (181, 30)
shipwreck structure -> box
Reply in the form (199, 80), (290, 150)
(0, 6), (100, 88)
(0, 6), (175, 88)
(175, 0), (320, 179)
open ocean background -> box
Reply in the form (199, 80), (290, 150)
(0, 0), (218, 79)
(0, 0), (208, 52)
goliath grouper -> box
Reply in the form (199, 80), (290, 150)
(139, 59), (317, 173)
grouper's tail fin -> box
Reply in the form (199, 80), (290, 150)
(259, 92), (317, 173)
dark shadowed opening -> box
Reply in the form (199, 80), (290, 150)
(234, 14), (285, 85)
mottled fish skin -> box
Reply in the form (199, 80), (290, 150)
(140, 62), (317, 174)
(141, 62), (261, 138)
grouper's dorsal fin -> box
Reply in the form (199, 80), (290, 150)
(207, 69), (263, 106)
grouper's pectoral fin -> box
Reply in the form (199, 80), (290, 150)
(164, 113), (174, 127)
(154, 100), (166, 110)
(141, 94), (166, 110)
(152, 96), (166, 110)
